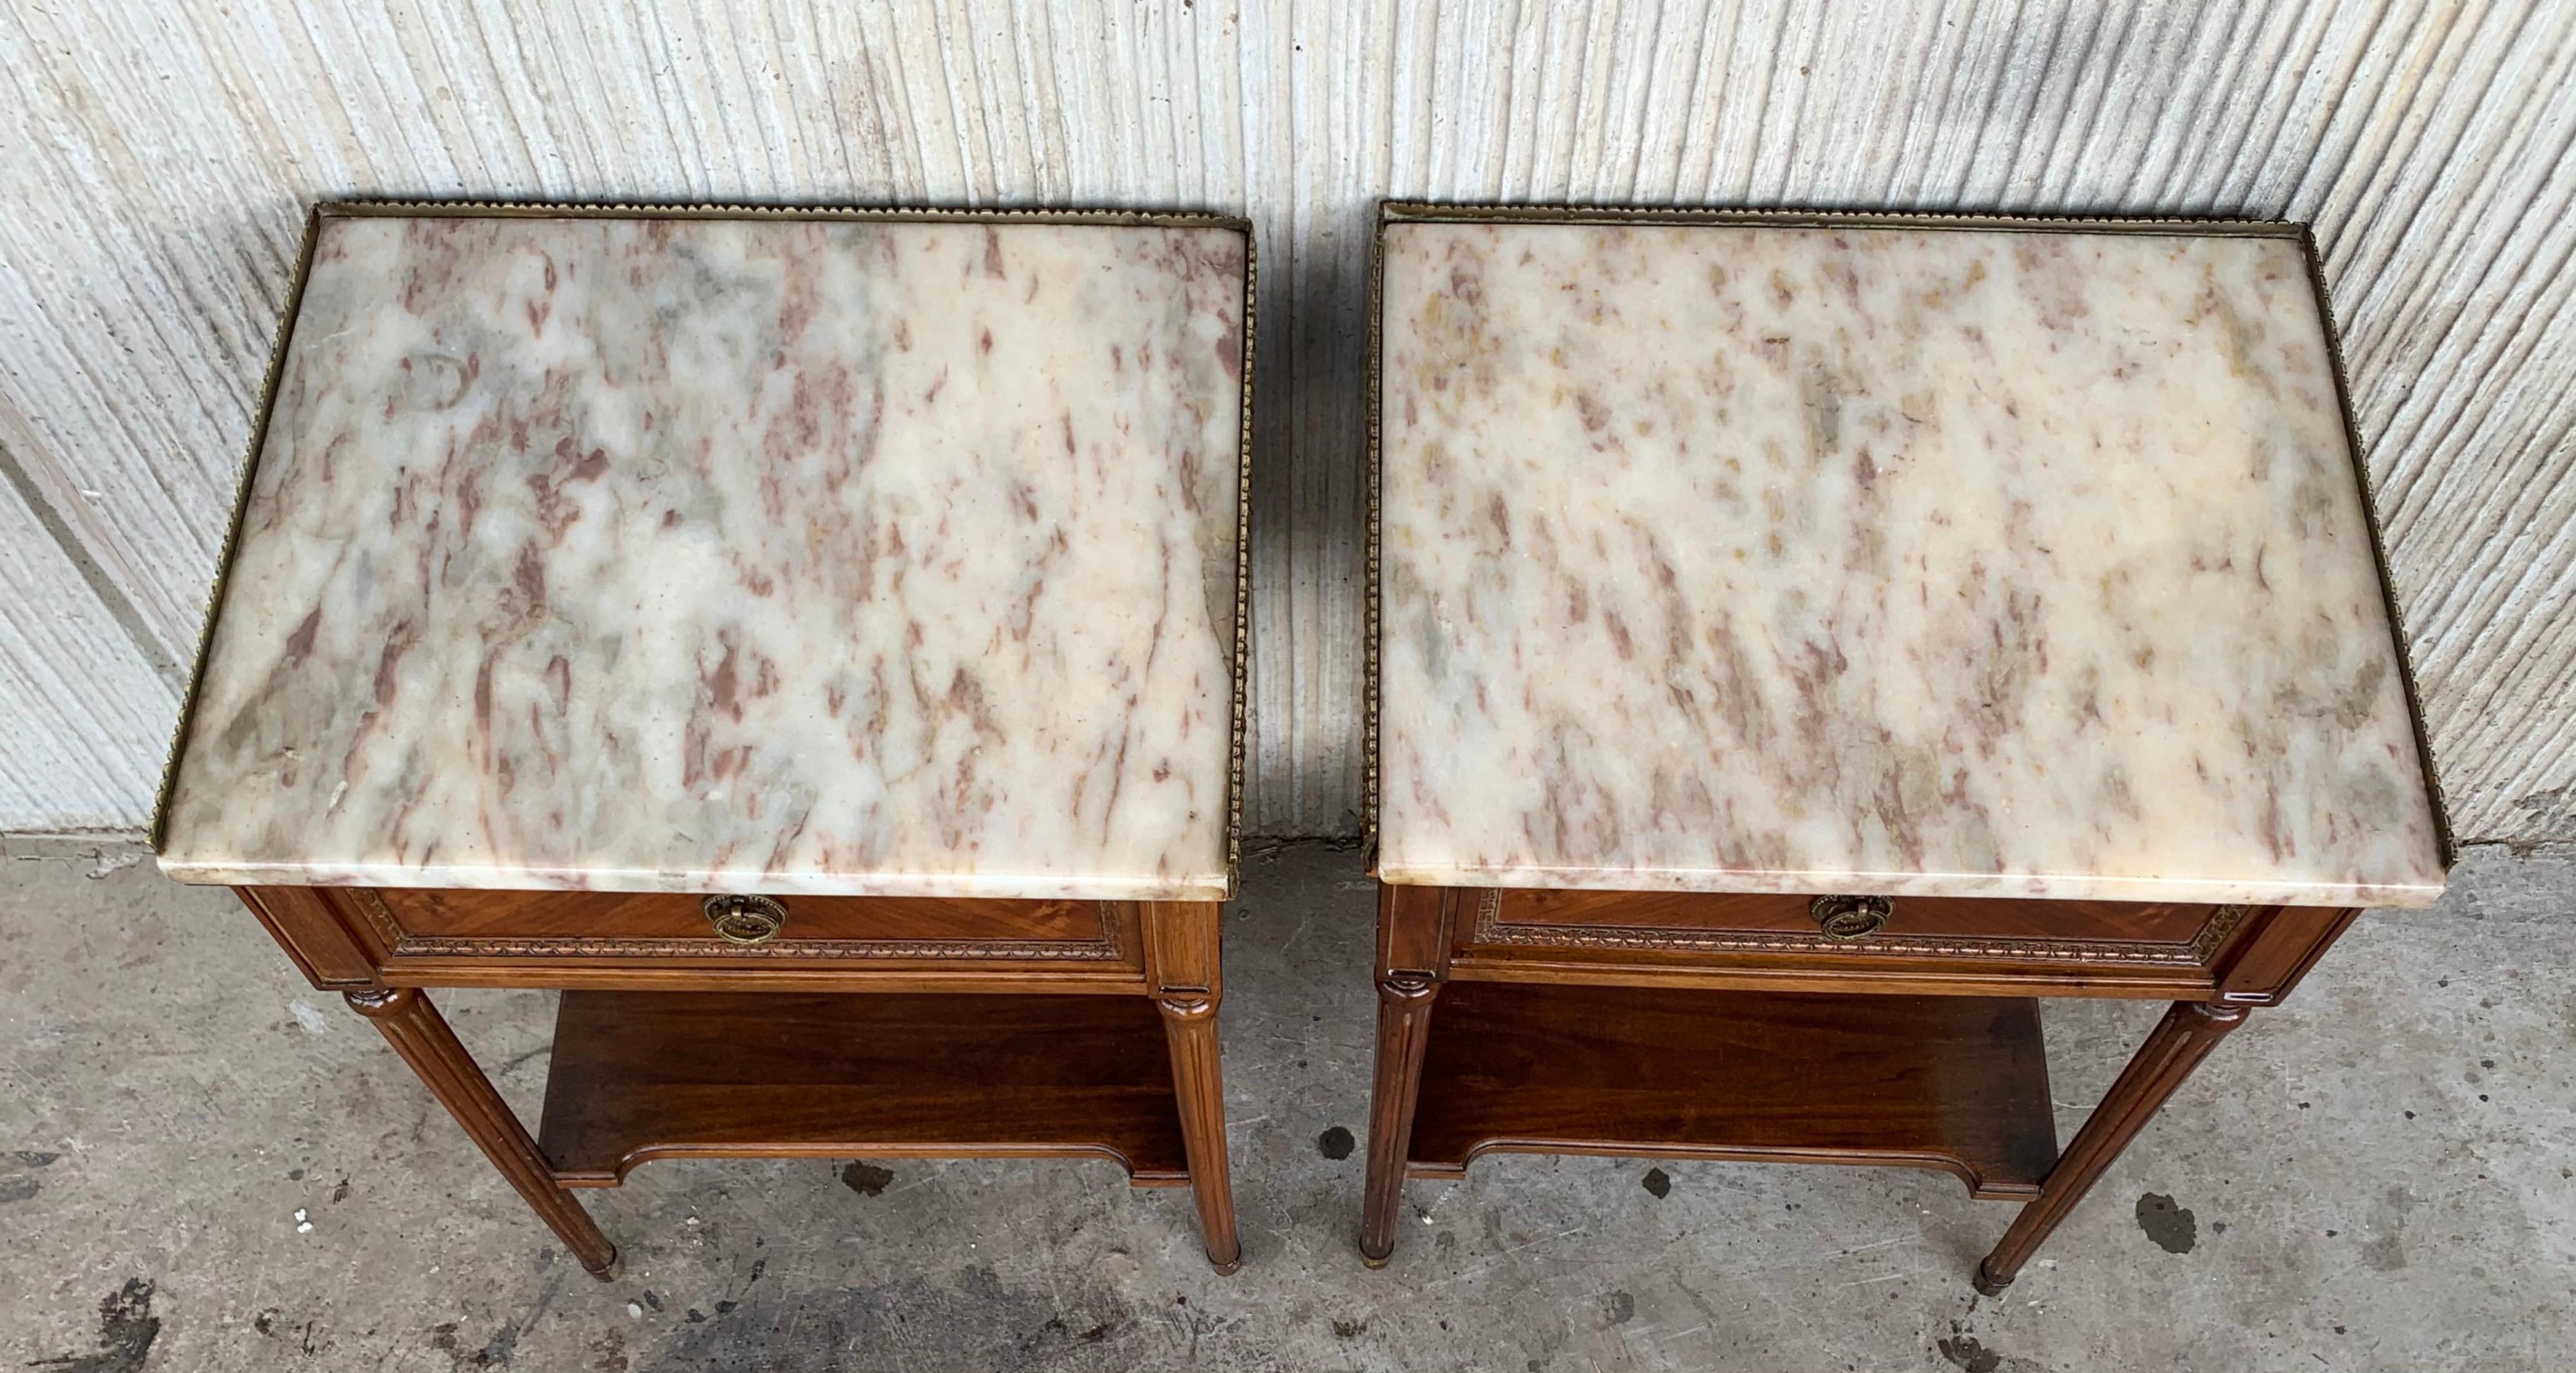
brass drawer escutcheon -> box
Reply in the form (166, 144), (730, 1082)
(703, 894), (789, 945)
(1809, 894), (1892, 941)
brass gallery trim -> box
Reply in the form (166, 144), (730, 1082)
(344, 890), (1131, 963)
(153, 199), (1258, 898)
(1466, 889), (2253, 966)
(1364, 200), (2452, 871)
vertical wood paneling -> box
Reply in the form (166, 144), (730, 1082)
(0, 0), (2569, 840)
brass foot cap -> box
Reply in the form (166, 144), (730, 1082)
(1360, 1251), (1392, 1270)
(584, 1248), (623, 1283)
(1208, 1255), (1244, 1276)
(1971, 1259), (2011, 1298)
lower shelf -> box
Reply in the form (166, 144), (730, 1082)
(537, 991), (1188, 1186)
(1410, 982), (2059, 1197)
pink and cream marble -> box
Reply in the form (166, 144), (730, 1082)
(1374, 220), (2447, 907)
(159, 213), (1246, 899)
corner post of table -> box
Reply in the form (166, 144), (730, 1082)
(1139, 900), (1242, 1274)
(1361, 882), (1459, 1266)
(343, 987), (620, 1280)
(1975, 998), (2249, 1294)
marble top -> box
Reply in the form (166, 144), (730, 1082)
(1373, 216), (2447, 907)
(158, 211), (1247, 899)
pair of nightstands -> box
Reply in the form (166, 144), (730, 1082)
(158, 202), (2445, 1293)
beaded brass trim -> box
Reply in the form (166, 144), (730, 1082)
(152, 200), (1258, 892)
(1365, 200), (2452, 873)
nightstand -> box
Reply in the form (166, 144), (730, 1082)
(1361, 204), (2447, 1291)
(158, 202), (1255, 1275)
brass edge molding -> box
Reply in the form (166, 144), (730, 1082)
(1376, 200), (2301, 238)
(2296, 227), (2456, 869)
(348, 889), (1130, 963)
(152, 205), (328, 852)
(1363, 205), (1391, 845)
(1369, 200), (2443, 872)
(1467, 889), (2253, 967)
(320, 199), (1254, 232)
(156, 200), (1256, 889)
(1226, 222), (1255, 897)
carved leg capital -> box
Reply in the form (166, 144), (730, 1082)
(343, 987), (415, 1017)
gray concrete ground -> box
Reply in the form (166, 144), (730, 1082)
(1, 839), (2570, 1372)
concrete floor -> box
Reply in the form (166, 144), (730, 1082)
(1, 840), (2570, 1372)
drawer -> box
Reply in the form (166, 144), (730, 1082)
(352, 887), (1128, 961)
(1469, 888), (2245, 969)
(1486, 889), (2221, 947)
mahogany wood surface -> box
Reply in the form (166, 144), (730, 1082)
(1360, 884), (1457, 1265)
(233, 881), (1240, 1273)
(236, 886), (377, 987)
(345, 987), (619, 1278)
(1406, 981), (2058, 1198)
(1976, 999), (2248, 1294)
(536, 990), (1189, 1186)
(1494, 888), (2219, 944)
(260, 885), (1153, 992)
(1363, 879), (2369, 1284)
(2214, 906), (2368, 1005)
(1141, 901), (1244, 1273)
(1444, 893), (2363, 1002)
(379, 888), (1108, 944)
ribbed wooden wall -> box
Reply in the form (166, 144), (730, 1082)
(2, 1), (2570, 842)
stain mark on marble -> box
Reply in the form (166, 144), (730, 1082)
(1316, 1125), (1355, 1160)
(1641, 1166), (1672, 1198)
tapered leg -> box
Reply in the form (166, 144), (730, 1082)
(1975, 999), (2247, 1294)
(1141, 902), (1242, 1274)
(1360, 884), (1457, 1266)
(345, 988), (619, 1279)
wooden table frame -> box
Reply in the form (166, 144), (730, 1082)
(240, 885), (1242, 1276)
(1360, 882), (2360, 1292)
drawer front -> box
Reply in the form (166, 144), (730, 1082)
(352, 888), (1130, 963)
(1473, 887), (2242, 965)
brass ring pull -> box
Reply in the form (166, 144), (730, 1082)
(703, 894), (788, 945)
(1810, 894), (1891, 941)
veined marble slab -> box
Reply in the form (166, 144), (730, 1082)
(159, 212), (1247, 899)
(1374, 218), (2446, 907)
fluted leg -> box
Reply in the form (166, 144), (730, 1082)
(1975, 999), (2247, 1294)
(1359, 884), (1455, 1266)
(1142, 902), (1242, 1274)
(345, 987), (618, 1279)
